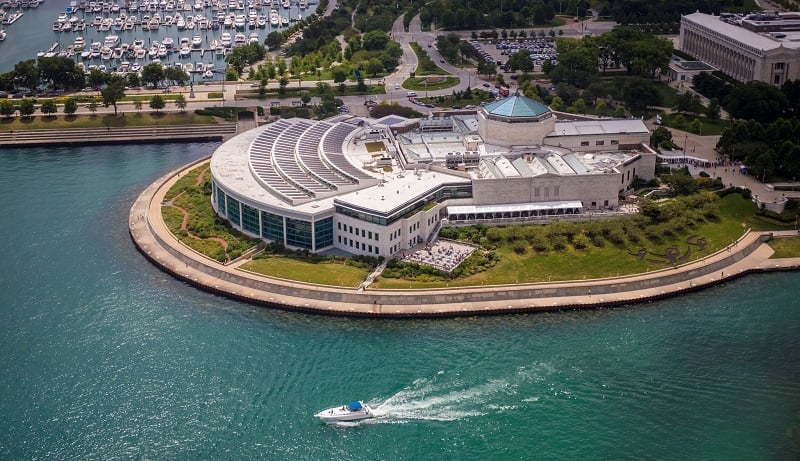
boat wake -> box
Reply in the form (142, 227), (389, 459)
(353, 367), (544, 425)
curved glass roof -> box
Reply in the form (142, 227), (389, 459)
(483, 93), (551, 118)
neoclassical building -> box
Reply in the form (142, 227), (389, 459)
(680, 12), (800, 85)
(210, 94), (655, 257)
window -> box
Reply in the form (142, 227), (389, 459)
(775, 62), (785, 70)
(610, 140), (618, 145)
(544, 187), (550, 198)
(261, 211), (283, 242)
(554, 185), (560, 196)
(534, 187), (540, 197)
(314, 217), (334, 249)
(226, 196), (241, 226)
(596, 140), (604, 146)
(774, 74), (782, 85)
(241, 203), (260, 235)
(580, 141), (590, 147)
(286, 218), (313, 249)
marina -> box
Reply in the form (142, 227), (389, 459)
(1, 0), (313, 75)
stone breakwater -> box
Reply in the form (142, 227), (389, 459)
(129, 157), (800, 318)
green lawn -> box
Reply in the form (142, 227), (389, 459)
(239, 256), (370, 287)
(0, 112), (216, 130)
(371, 194), (771, 289)
(768, 236), (800, 258)
(403, 76), (460, 92)
(162, 162), (257, 263)
(660, 113), (729, 136)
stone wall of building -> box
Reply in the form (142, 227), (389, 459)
(471, 174), (621, 209)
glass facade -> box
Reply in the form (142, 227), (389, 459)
(216, 187), (226, 214)
(261, 211), (284, 243)
(241, 203), (260, 236)
(314, 217), (334, 249)
(285, 218), (313, 249)
(226, 195), (241, 226)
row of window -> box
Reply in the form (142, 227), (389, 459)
(214, 184), (332, 251)
(337, 221), (380, 241)
(580, 140), (619, 147)
(533, 185), (559, 198)
(337, 235), (381, 254)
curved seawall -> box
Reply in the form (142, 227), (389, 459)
(130, 158), (800, 318)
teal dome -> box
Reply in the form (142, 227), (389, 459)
(483, 93), (551, 119)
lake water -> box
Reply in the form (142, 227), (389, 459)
(1, 143), (800, 459)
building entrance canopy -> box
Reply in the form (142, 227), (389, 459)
(446, 201), (583, 221)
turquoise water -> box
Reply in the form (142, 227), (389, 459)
(1, 144), (800, 460)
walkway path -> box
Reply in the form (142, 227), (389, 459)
(130, 157), (800, 318)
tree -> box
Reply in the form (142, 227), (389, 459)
(690, 118), (703, 134)
(86, 68), (106, 90)
(362, 30), (390, 51)
(506, 49), (533, 72)
(300, 93), (311, 106)
(149, 94), (166, 113)
(18, 98), (35, 118)
(141, 63), (165, 88)
(101, 75), (126, 115)
(87, 98), (99, 115)
(63, 97), (78, 115)
(674, 91), (703, 115)
(574, 98), (586, 114)
(13, 60), (38, 91)
(265, 31), (282, 50)
(726, 81), (788, 123)
(134, 100), (143, 113)
(706, 98), (721, 120)
(650, 126), (673, 148)
(278, 76), (289, 94)
(365, 58), (383, 77)
(40, 99), (57, 116)
(622, 78), (660, 114)
(174, 94), (187, 112)
(126, 72), (141, 88)
(0, 99), (15, 118)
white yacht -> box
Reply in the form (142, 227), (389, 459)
(220, 32), (232, 47)
(73, 36), (86, 51)
(191, 35), (202, 48)
(314, 401), (374, 423)
(269, 8), (278, 26)
(233, 32), (246, 47)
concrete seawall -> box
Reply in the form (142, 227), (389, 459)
(129, 158), (800, 318)
(0, 123), (238, 148)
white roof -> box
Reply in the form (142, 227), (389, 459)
(335, 169), (469, 215)
(683, 12), (800, 51)
(550, 119), (648, 137)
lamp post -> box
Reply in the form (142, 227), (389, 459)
(683, 133), (687, 165)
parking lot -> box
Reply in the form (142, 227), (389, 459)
(470, 38), (559, 73)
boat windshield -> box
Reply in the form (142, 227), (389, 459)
(347, 401), (363, 411)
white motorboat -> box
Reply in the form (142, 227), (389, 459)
(191, 35), (202, 48)
(314, 401), (374, 423)
(220, 32), (232, 47)
(0, 29), (7, 41)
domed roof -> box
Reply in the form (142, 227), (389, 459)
(483, 92), (551, 118)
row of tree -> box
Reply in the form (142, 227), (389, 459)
(0, 93), (185, 118)
(420, 0), (581, 30)
(717, 117), (800, 180)
(0, 57), (191, 96)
